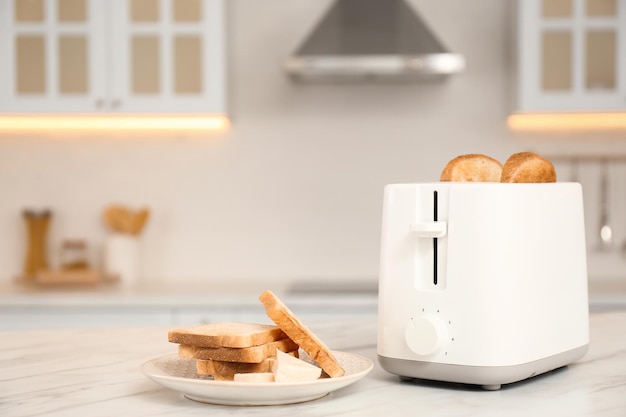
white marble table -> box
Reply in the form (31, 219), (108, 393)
(1, 311), (625, 417)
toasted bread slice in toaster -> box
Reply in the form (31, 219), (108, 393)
(440, 154), (503, 182)
(500, 152), (557, 183)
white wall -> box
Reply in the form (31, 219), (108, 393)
(2, 0), (626, 287)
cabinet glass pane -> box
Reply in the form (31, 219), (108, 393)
(57, 0), (86, 22)
(173, 0), (201, 22)
(542, 0), (572, 17)
(542, 31), (572, 90)
(59, 36), (88, 93)
(174, 36), (202, 93)
(586, 31), (615, 90)
(131, 0), (159, 22)
(15, 36), (46, 93)
(14, 0), (45, 22)
(586, 0), (616, 17)
(132, 36), (160, 93)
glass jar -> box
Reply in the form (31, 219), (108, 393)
(60, 239), (89, 270)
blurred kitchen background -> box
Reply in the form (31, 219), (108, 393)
(1, 0), (626, 328)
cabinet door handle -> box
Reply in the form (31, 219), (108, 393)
(95, 99), (105, 109)
(111, 99), (122, 109)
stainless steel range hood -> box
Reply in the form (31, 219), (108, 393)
(284, 0), (465, 83)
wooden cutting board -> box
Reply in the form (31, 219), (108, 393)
(34, 269), (103, 285)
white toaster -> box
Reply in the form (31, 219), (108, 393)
(377, 182), (589, 390)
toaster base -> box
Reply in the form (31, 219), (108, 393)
(378, 344), (588, 390)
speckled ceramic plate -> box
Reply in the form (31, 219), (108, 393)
(140, 350), (373, 406)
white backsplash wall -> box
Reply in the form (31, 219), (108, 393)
(2, 0), (626, 286)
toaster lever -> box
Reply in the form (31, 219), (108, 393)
(411, 221), (447, 238)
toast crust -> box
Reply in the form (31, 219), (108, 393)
(440, 154), (503, 182)
(168, 322), (286, 348)
(196, 352), (298, 380)
(500, 152), (557, 183)
(259, 290), (345, 378)
(178, 338), (299, 363)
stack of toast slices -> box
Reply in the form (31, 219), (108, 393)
(167, 290), (345, 382)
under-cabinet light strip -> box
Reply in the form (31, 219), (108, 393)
(0, 115), (229, 131)
(507, 113), (626, 131)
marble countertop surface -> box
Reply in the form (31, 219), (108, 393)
(1, 311), (625, 417)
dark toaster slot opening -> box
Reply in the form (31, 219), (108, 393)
(433, 190), (438, 286)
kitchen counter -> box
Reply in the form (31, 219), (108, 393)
(0, 280), (378, 307)
(1, 311), (625, 417)
(0, 282), (379, 330)
(1, 278), (622, 308)
(1, 280), (624, 330)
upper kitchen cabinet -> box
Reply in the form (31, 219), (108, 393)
(517, 0), (626, 112)
(0, 0), (225, 114)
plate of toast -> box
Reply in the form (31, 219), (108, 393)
(141, 349), (372, 406)
(141, 290), (373, 406)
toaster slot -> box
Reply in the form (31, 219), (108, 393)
(433, 190), (439, 285)
(411, 186), (448, 291)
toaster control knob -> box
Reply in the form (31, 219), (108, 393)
(405, 315), (448, 357)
